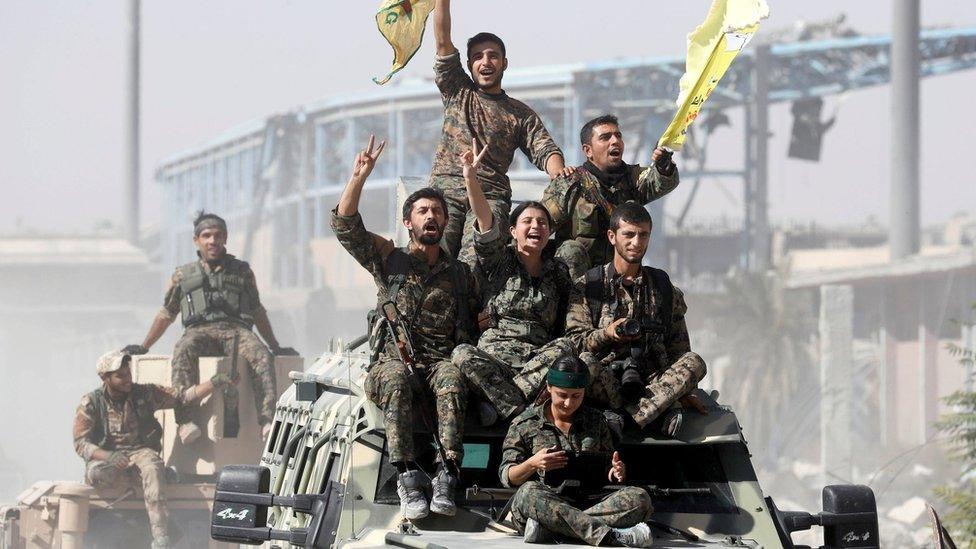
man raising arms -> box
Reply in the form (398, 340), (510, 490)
(431, 0), (566, 265)
(332, 136), (478, 519)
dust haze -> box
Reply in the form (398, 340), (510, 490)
(2, 1), (975, 546)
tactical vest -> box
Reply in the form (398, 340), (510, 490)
(178, 257), (256, 328)
(85, 385), (165, 453)
(584, 264), (674, 371)
(367, 248), (472, 363)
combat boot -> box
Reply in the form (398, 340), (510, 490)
(429, 468), (457, 516)
(177, 422), (201, 444)
(611, 522), (653, 547)
(478, 401), (498, 427)
(660, 408), (683, 438)
(523, 518), (555, 543)
(396, 470), (430, 520)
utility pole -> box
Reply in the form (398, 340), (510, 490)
(890, 0), (920, 260)
(123, 0), (141, 244)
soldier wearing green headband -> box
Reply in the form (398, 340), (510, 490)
(499, 355), (654, 547)
(123, 211), (297, 444)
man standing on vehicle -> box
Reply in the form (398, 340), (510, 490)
(542, 114), (680, 280)
(332, 135), (478, 519)
(123, 211), (296, 444)
(73, 350), (230, 549)
(566, 202), (707, 436)
(430, 0), (567, 264)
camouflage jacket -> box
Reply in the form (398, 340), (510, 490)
(541, 163), (679, 268)
(160, 253), (265, 325)
(565, 263), (692, 375)
(472, 221), (578, 363)
(73, 384), (183, 460)
(430, 51), (562, 201)
(330, 209), (479, 364)
(499, 402), (615, 488)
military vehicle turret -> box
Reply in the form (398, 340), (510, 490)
(207, 178), (882, 549)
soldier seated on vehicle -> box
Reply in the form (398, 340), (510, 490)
(331, 135), (478, 520)
(541, 114), (680, 281)
(451, 140), (578, 427)
(500, 355), (654, 547)
(123, 211), (297, 445)
(566, 202), (707, 437)
(73, 350), (230, 549)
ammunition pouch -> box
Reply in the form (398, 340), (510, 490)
(178, 260), (255, 328)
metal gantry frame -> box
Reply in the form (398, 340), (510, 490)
(155, 27), (976, 289)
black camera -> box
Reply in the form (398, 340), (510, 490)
(614, 318), (641, 338)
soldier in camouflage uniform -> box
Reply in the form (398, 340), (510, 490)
(124, 212), (295, 444)
(332, 136), (478, 519)
(449, 141), (578, 425)
(430, 0), (566, 265)
(542, 114), (680, 280)
(73, 350), (229, 549)
(501, 355), (654, 547)
(565, 202), (707, 435)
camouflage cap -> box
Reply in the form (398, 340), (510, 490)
(96, 350), (130, 376)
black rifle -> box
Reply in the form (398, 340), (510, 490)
(380, 301), (453, 473)
(224, 333), (241, 437)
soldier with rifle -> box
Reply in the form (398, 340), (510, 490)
(331, 135), (478, 519)
(500, 355), (654, 547)
(566, 202), (707, 437)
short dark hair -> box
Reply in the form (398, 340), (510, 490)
(609, 201), (652, 232)
(402, 187), (449, 220)
(466, 32), (506, 59)
(193, 210), (228, 236)
(508, 200), (554, 229)
(550, 354), (588, 376)
(580, 114), (619, 146)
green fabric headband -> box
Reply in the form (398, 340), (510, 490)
(547, 369), (589, 389)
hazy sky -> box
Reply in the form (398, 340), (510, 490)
(2, 1), (974, 234)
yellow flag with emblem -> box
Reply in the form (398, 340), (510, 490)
(373, 0), (436, 85)
(658, 0), (769, 150)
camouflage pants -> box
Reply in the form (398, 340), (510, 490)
(86, 447), (168, 539)
(554, 239), (591, 282)
(453, 338), (577, 419)
(584, 351), (707, 427)
(430, 176), (510, 266)
(510, 481), (653, 546)
(365, 358), (467, 464)
(171, 322), (277, 426)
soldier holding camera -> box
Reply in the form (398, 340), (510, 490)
(566, 202), (707, 437)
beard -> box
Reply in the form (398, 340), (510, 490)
(413, 222), (443, 245)
(616, 247), (645, 264)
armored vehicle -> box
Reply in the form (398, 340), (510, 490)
(208, 179), (882, 549)
(0, 354), (300, 549)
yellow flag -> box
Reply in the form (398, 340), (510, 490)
(373, 0), (436, 85)
(658, 0), (769, 150)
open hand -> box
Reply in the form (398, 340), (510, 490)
(557, 166), (577, 178)
(351, 134), (386, 181)
(608, 451), (626, 483)
(459, 139), (489, 182)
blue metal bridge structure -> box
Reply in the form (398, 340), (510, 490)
(155, 26), (976, 294)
